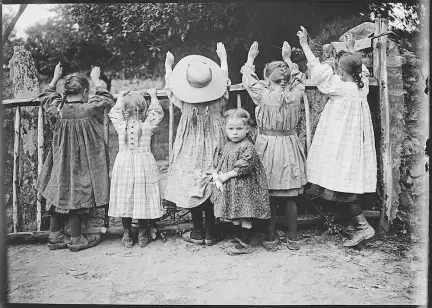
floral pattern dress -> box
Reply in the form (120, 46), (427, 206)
(36, 86), (113, 213)
(164, 70), (230, 209)
(241, 63), (307, 197)
(108, 98), (164, 219)
(212, 139), (270, 220)
(306, 57), (377, 199)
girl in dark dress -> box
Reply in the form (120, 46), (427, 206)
(37, 63), (113, 252)
(212, 108), (271, 255)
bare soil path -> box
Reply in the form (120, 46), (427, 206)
(7, 229), (427, 305)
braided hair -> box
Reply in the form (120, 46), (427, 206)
(263, 61), (292, 111)
(338, 52), (364, 89)
(58, 73), (90, 113)
(123, 92), (149, 146)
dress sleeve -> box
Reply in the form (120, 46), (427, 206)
(241, 63), (266, 105)
(232, 143), (255, 177)
(38, 86), (62, 116)
(107, 105), (126, 133)
(142, 97), (164, 131)
(164, 70), (184, 110)
(307, 57), (344, 96)
(288, 62), (306, 93)
(88, 86), (114, 114)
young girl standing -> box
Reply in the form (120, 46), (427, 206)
(37, 63), (113, 252)
(212, 108), (270, 255)
(297, 27), (376, 247)
(108, 88), (164, 248)
(241, 41), (307, 251)
(164, 43), (230, 245)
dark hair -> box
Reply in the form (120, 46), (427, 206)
(263, 61), (292, 110)
(338, 52), (364, 89)
(223, 108), (251, 126)
(59, 73), (90, 111)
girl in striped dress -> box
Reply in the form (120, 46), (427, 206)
(108, 89), (164, 248)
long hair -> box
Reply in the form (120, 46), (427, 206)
(338, 52), (364, 89)
(122, 92), (149, 146)
(59, 73), (90, 112)
(262, 61), (292, 111)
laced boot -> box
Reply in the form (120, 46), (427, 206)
(138, 228), (151, 247)
(67, 234), (101, 252)
(48, 230), (70, 250)
(226, 228), (252, 255)
(343, 214), (375, 247)
(121, 228), (133, 248)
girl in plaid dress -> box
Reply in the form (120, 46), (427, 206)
(37, 64), (113, 252)
(241, 41), (307, 251)
(108, 89), (164, 248)
(298, 27), (376, 247)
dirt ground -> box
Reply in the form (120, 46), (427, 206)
(7, 228), (428, 305)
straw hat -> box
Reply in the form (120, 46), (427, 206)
(170, 55), (227, 103)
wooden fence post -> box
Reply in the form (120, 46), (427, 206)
(8, 46), (41, 232)
(237, 93), (242, 109)
(36, 107), (44, 231)
(374, 18), (391, 233)
(168, 101), (174, 164)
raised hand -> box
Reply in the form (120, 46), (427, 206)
(282, 41), (292, 61)
(343, 33), (355, 52)
(247, 41), (259, 63)
(53, 62), (63, 81)
(90, 66), (101, 82)
(216, 42), (227, 60)
(165, 51), (174, 67)
(297, 26), (308, 46)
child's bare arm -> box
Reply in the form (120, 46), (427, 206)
(246, 41), (259, 66)
(216, 42), (228, 74)
(282, 41), (294, 66)
(343, 33), (355, 53)
(297, 26), (316, 63)
(39, 62), (63, 115)
(143, 88), (164, 128)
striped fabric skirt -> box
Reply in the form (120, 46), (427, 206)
(109, 150), (164, 219)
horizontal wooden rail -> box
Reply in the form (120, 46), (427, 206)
(2, 78), (378, 109)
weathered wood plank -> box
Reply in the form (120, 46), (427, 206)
(168, 101), (174, 164)
(36, 106), (44, 231)
(236, 92), (241, 109)
(12, 107), (21, 233)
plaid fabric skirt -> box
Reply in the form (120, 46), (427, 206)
(108, 150), (163, 219)
(307, 184), (359, 203)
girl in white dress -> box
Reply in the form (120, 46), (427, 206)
(298, 27), (376, 247)
(108, 89), (164, 248)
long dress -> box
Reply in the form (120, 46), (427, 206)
(212, 139), (270, 220)
(36, 86), (113, 213)
(241, 63), (307, 197)
(306, 57), (377, 201)
(108, 98), (164, 219)
(164, 70), (230, 209)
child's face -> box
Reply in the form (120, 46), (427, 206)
(226, 118), (249, 142)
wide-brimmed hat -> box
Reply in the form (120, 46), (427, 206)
(170, 55), (227, 104)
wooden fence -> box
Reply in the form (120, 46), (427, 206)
(3, 18), (393, 241)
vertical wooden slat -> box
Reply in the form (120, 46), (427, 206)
(36, 106), (44, 231)
(378, 19), (391, 233)
(103, 108), (110, 228)
(236, 92), (241, 109)
(302, 93), (311, 153)
(168, 101), (174, 164)
(12, 107), (21, 233)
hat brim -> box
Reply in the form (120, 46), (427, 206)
(170, 55), (227, 104)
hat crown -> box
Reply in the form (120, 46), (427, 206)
(186, 61), (212, 88)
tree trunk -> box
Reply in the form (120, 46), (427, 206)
(2, 4), (28, 47)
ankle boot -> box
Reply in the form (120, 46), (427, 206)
(121, 228), (133, 248)
(226, 228), (252, 255)
(343, 214), (375, 247)
(342, 218), (356, 238)
(48, 230), (70, 250)
(67, 234), (101, 252)
(138, 228), (150, 247)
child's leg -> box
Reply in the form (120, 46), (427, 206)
(283, 197), (300, 250)
(138, 219), (150, 247)
(47, 212), (70, 250)
(266, 197), (279, 242)
(226, 221), (253, 255)
(343, 202), (375, 247)
(190, 206), (204, 239)
(121, 217), (133, 248)
(68, 213), (101, 252)
(204, 199), (216, 242)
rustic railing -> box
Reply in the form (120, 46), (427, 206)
(4, 18), (393, 241)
